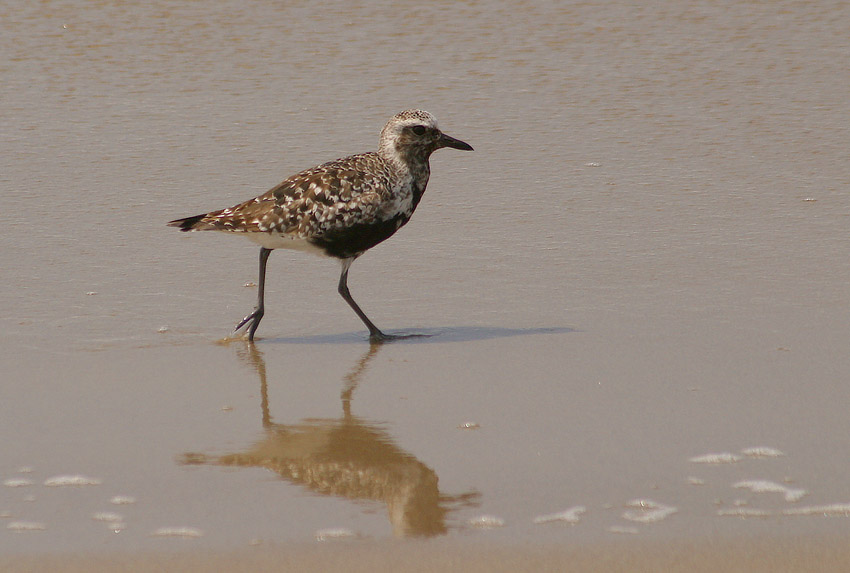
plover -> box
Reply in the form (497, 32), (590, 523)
(168, 110), (473, 342)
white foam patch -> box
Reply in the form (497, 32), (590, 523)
(741, 446), (785, 458)
(315, 527), (356, 541)
(7, 521), (46, 531)
(733, 480), (807, 502)
(109, 495), (136, 505)
(622, 499), (678, 524)
(783, 503), (850, 517)
(533, 506), (586, 524)
(43, 475), (102, 487)
(92, 512), (123, 523)
(468, 514), (506, 528)
(3, 478), (33, 488)
(718, 508), (772, 518)
(689, 452), (742, 464)
(151, 526), (203, 538)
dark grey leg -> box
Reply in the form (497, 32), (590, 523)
(338, 258), (386, 342)
(235, 247), (272, 341)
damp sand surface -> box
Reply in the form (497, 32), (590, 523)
(6, 538), (850, 573)
(2, 0), (850, 570)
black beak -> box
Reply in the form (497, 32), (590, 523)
(439, 133), (474, 151)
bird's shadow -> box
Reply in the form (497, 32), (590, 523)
(249, 325), (575, 345)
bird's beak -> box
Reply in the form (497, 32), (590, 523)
(439, 133), (474, 151)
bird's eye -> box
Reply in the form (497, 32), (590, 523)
(411, 125), (426, 135)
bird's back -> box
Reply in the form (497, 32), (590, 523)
(168, 151), (421, 257)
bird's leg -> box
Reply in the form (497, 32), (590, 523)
(338, 258), (387, 342)
(234, 247), (272, 341)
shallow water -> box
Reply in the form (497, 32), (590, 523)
(2, 0), (850, 558)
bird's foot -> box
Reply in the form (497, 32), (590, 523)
(234, 307), (263, 341)
(368, 331), (392, 344)
(368, 330), (432, 344)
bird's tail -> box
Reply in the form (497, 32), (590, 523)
(167, 213), (213, 232)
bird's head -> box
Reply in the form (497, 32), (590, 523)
(379, 110), (473, 162)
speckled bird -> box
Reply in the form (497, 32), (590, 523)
(168, 110), (473, 342)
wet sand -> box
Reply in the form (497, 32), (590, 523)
(6, 537), (850, 573)
(3, 0), (850, 569)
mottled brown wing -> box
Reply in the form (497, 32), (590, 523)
(183, 153), (392, 239)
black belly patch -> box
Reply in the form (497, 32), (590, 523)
(310, 215), (409, 259)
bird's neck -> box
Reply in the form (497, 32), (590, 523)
(382, 145), (432, 183)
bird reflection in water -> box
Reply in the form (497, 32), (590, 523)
(181, 342), (479, 537)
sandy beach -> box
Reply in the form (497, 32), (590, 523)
(6, 537), (850, 573)
(2, 0), (849, 570)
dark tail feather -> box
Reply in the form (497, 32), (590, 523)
(167, 213), (208, 232)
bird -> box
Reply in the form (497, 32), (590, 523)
(168, 109), (473, 342)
